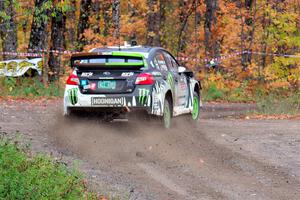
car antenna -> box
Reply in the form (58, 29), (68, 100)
(118, 36), (121, 51)
(118, 8), (121, 51)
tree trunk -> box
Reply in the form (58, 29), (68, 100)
(177, 0), (198, 56)
(112, 0), (120, 39)
(261, 0), (270, 70)
(128, 1), (136, 41)
(103, 2), (111, 37)
(48, 6), (66, 82)
(92, 1), (101, 34)
(28, 0), (50, 53)
(77, 0), (92, 50)
(204, 0), (219, 57)
(177, 0), (189, 53)
(0, 0), (18, 59)
(240, 0), (257, 70)
(146, 0), (161, 46)
(66, 0), (77, 50)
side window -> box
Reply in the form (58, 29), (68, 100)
(152, 57), (160, 70)
(154, 52), (168, 71)
(163, 52), (173, 71)
(164, 52), (178, 72)
(170, 56), (179, 69)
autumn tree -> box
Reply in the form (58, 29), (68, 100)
(177, 0), (199, 56)
(28, 0), (51, 53)
(239, 0), (257, 70)
(0, 0), (18, 59)
(112, 0), (120, 39)
(91, 0), (101, 34)
(204, 0), (219, 58)
(66, 0), (77, 50)
(146, 0), (164, 46)
(77, 0), (92, 50)
(48, 2), (67, 81)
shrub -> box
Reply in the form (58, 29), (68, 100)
(0, 137), (98, 200)
(202, 83), (224, 101)
(256, 90), (300, 115)
(0, 77), (63, 98)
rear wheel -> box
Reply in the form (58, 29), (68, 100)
(163, 97), (172, 129)
(191, 92), (200, 121)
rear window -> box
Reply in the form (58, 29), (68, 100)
(73, 56), (143, 64)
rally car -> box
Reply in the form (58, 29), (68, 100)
(63, 45), (201, 128)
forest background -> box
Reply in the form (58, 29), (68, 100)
(0, 0), (299, 112)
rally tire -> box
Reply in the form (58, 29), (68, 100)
(162, 97), (172, 129)
(191, 92), (200, 121)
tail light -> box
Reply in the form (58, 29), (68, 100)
(135, 73), (154, 85)
(66, 72), (79, 85)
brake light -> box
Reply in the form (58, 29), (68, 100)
(66, 73), (79, 85)
(135, 73), (154, 85)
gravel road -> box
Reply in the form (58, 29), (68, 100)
(1, 100), (300, 200)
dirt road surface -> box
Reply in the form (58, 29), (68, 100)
(1, 100), (300, 200)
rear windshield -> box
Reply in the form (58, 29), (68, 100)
(73, 57), (142, 64)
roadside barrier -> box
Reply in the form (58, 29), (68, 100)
(0, 49), (299, 77)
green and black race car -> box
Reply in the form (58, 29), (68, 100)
(64, 45), (201, 128)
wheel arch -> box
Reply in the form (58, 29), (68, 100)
(164, 90), (173, 116)
(194, 82), (201, 98)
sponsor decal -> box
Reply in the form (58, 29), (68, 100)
(83, 84), (90, 89)
(152, 71), (162, 76)
(167, 74), (173, 86)
(81, 72), (93, 77)
(103, 71), (111, 76)
(121, 72), (134, 77)
(138, 88), (150, 105)
(167, 73), (174, 90)
(152, 82), (166, 115)
(99, 77), (114, 79)
(92, 97), (123, 105)
(68, 88), (79, 105)
(90, 83), (96, 90)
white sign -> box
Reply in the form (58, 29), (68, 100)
(0, 58), (42, 77)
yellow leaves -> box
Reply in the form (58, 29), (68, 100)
(147, 31), (156, 37)
(206, 73), (226, 90)
(248, 63), (260, 78)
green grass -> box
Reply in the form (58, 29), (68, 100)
(256, 90), (300, 115)
(202, 81), (300, 115)
(202, 82), (252, 102)
(202, 83), (224, 101)
(0, 77), (63, 98)
(0, 136), (98, 200)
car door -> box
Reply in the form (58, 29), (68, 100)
(163, 52), (189, 108)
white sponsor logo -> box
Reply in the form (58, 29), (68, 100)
(121, 72), (134, 77)
(83, 85), (90, 89)
(92, 98), (123, 105)
(81, 72), (93, 77)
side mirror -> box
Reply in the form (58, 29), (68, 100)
(178, 66), (186, 73)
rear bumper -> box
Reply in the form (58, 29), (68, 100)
(64, 85), (152, 113)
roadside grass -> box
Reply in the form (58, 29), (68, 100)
(202, 82), (300, 116)
(0, 77), (63, 99)
(202, 82), (254, 102)
(255, 90), (300, 115)
(0, 136), (99, 200)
